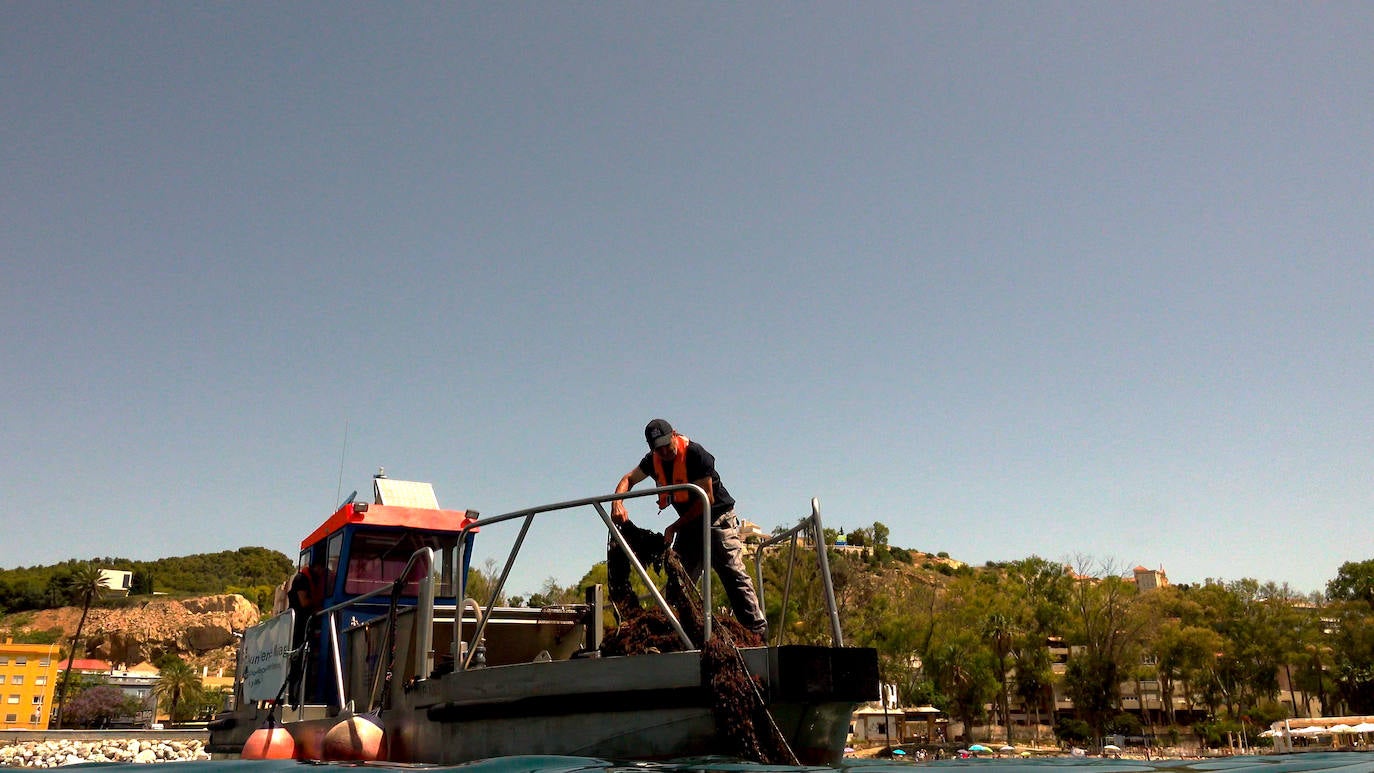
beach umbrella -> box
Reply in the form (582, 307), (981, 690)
(1327, 724), (1355, 734)
(968, 744), (991, 753)
(1102, 744), (1122, 753)
(893, 749), (907, 756)
(999, 745), (1016, 752)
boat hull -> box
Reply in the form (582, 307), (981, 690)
(209, 644), (876, 764)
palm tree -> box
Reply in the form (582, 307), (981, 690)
(983, 613), (1015, 743)
(53, 563), (109, 729)
(154, 656), (203, 725)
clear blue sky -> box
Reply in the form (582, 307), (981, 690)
(4, 3), (1370, 598)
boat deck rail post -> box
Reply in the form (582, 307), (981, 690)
(752, 497), (844, 648)
(313, 546), (439, 713)
(452, 484), (712, 670)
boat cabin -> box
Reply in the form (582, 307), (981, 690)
(297, 475), (477, 624)
(292, 475), (478, 705)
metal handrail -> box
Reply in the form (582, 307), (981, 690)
(453, 485), (713, 670)
(752, 498), (844, 647)
(311, 546), (439, 712)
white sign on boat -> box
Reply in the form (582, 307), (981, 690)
(240, 612), (294, 702)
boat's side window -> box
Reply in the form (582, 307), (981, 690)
(326, 533), (343, 599)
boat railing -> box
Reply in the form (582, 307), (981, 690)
(309, 545), (439, 713)
(453, 484), (714, 670)
(751, 497), (844, 648)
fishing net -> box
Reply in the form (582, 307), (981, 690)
(600, 521), (796, 765)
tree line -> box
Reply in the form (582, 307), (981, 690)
(471, 520), (1374, 750)
(10, 528), (1374, 749)
(805, 535), (1374, 750)
(0, 547), (293, 615)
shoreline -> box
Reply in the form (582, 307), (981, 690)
(0, 739), (208, 767)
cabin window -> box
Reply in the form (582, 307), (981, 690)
(326, 533), (344, 597)
(344, 532), (456, 597)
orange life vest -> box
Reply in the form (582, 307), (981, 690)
(651, 434), (691, 509)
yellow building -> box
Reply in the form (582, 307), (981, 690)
(0, 639), (62, 730)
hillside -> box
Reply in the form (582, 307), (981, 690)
(0, 547), (294, 615)
(4, 537), (1371, 733)
(0, 594), (260, 674)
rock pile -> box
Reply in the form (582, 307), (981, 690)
(5, 594), (261, 674)
(0, 738), (209, 767)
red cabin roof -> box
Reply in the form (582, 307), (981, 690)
(301, 502), (477, 550)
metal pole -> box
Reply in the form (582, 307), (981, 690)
(326, 610), (346, 711)
(414, 548), (437, 682)
(700, 488), (712, 643)
(464, 514), (535, 669)
(809, 498), (844, 647)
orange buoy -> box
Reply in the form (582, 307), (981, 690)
(242, 725), (296, 759)
(322, 713), (385, 761)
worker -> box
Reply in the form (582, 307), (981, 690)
(611, 418), (767, 639)
(284, 563), (321, 709)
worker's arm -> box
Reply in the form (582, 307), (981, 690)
(611, 466), (648, 523)
(664, 476), (714, 546)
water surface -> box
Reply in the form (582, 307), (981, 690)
(60, 751), (1374, 773)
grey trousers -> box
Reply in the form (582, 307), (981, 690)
(674, 511), (768, 637)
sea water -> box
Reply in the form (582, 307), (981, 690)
(50, 752), (1374, 773)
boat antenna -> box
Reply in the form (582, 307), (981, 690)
(334, 419), (350, 510)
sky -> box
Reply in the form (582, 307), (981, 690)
(3, 3), (1371, 599)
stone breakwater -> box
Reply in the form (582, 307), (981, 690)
(0, 739), (209, 767)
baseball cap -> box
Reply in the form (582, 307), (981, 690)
(644, 418), (674, 449)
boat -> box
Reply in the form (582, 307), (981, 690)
(206, 472), (878, 764)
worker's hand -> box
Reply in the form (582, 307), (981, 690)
(611, 502), (628, 524)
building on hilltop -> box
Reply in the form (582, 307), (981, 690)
(98, 569), (133, 597)
(1133, 565), (1169, 592)
(0, 639), (61, 730)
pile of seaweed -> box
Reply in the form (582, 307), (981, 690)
(599, 520), (795, 765)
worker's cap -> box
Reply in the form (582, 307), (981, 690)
(644, 418), (674, 449)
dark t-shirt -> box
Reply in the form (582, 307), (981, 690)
(636, 440), (735, 520)
(288, 570), (313, 612)
(288, 569), (315, 642)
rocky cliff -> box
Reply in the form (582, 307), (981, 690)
(5, 595), (261, 674)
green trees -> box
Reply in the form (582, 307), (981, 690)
(1326, 566), (1374, 715)
(0, 548), (294, 613)
(16, 532), (1374, 748)
(1328, 560), (1374, 606)
(1003, 557), (1072, 740)
(925, 631), (998, 740)
(1152, 618), (1223, 725)
(154, 655), (204, 725)
(1061, 559), (1149, 745)
(983, 612), (1015, 742)
(63, 685), (143, 728)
